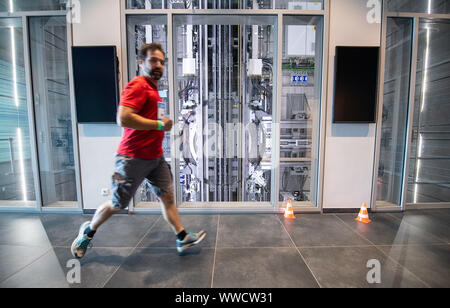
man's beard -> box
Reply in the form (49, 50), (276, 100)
(143, 66), (162, 80)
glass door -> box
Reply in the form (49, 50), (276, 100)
(0, 17), (37, 207)
(29, 16), (78, 208)
(375, 18), (413, 208)
(279, 15), (324, 208)
(407, 19), (450, 205)
(173, 15), (277, 207)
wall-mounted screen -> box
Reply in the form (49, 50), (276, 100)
(333, 46), (379, 123)
(72, 46), (119, 123)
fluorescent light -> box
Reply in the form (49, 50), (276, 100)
(414, 135), (423, 203)
(10, 27), (19, 107)
(427, 0), (432, 14)
(11, 25), (27, 202)
(17, 128), (28, 202)
(9, 0), (13, 13)
(414, 23), (431, 203)
(421, 28), (430, 112)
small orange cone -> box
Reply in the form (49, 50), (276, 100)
(355, 202), (371, 223)
(284, 200), (296, 219)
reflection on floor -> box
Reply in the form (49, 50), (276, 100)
(0, 209), (449, 288)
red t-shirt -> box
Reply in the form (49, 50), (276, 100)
(116, 76), (164, 159)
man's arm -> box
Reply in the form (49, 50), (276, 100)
(117, 105), (173, 131)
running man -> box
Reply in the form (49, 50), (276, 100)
(71, 43), (206, 259)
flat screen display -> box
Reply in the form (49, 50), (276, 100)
(72, 46), (119, 123)
(333, 46), (379, 123)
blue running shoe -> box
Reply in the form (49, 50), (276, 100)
(71, 221), (93, 259)
(176, 230), (206, 254)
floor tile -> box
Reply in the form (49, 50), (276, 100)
(300, 246), (427, 288)
(280, 214), (371, 247)
(0, 213), (52, 248)
(0, 245), (50, 283)
(336, 213), (445, 245)
(52, 247), (132, 288)
(0, 249), (69, 288)
(378, 244), (450, 288)
(139, 215), (218, 248)
(389, 210), (450, 243)
(40, 214), (94, 247)
(217, 215), (293, 248)
(213, 248), (319, 288)
(87, 214), (160, 248)
(104, 248), (214, 288)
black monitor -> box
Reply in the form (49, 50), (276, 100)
(72, 46), (120, 123)
(333, 46), (379, 123)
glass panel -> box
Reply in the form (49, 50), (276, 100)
(279, 15), (323, 206)
(0, 18), (36, 206)
(386, 0), (450, 14)
(0, 0), (66, 12)
(376, 18), (413, 208)
(29, 16), (77, 207)
(173, 15), (276, 205)
(407, 19), (450, 204)
(126, 15), (170, 205)
(126, 0), (323, 10)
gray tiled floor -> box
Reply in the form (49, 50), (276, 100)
(0, 210), (448, 288)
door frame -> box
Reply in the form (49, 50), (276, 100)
(0, 6), (83, 213)
(371, 2), (450, 212)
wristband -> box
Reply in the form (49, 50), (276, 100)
(157, 120), (164, 131)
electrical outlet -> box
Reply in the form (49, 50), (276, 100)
(101, 188), (110, 197)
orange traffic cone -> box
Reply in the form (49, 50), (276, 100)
(284, 200), (296, 219)
(355, 202), (371, 223)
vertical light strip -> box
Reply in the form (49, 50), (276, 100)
(17, 128), (27, 202)
(414, 10), (431, 203)
(11, 24), (27, 202)
(10, 27), (19, 107)
(9, 0), (13, 13)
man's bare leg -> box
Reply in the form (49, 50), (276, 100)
(71, 200), (120, 259)
(159, 192), (184, 234)
(159, 192), (206, 253)
(90, 200), (122, 231)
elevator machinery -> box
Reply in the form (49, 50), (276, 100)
(129, 10), (320, 207)
(173, 13), (276, 204)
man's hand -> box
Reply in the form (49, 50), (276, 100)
(161, 117), (173, 131)
(118, 106), (174, 131)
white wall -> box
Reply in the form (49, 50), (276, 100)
(72, 0), (123, 209)
(322, 0), (381, 209)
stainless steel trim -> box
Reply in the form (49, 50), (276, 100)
(385, 12), (450, 19)
(120, 0), (134, 213)
(405, 203), (450, 210)
(66, 7), (84, 211)
(167, 12), (177, 207)
(400, 17), (419, 210)
(317, 0), (330, 213)
(371, 0), (389, 212)
(124, 9), (326, 15)
(0, 11), (67, 18)
(272, 12), (282, 208)
(22, 15), (42, 211)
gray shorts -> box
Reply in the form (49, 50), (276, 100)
(111, 154), (174, 209)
